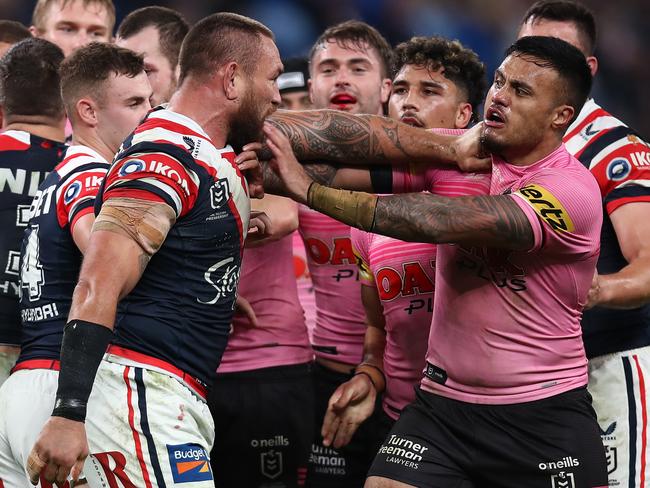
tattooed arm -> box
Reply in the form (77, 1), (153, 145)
(68, 197), (176, 328)
(263, 110), (488, 170)
(372, 193), (533, 250)
(264, 123), (533, 251)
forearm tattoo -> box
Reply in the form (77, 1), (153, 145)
(264, 110), (447, 165)
(261, 160), (338, 196)
(93, 197), (176, 264)
(373, 193), (534, 250)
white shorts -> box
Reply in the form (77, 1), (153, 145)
(588, 346), (650, 487)
(0, 366), (60, 488)
(0, 350), (19, 387)
(83, 356), (215, 487)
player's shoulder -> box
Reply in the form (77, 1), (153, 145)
(54, 145), (109, 176)
(0, 130), (31, 153)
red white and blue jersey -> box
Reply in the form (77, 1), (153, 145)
(0, 130), (65, 347)
(564, 99), (650, 358)
(97, 108), (250, 388)
(18, 145), (108, 363)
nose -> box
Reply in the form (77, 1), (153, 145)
(271, 85), (281, 108)
(334, 68), (350, 87)
(402, 90), (418, 111)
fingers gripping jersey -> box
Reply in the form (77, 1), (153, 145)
(98, 108), (250, 388)
(564, 99), (650, 357)
(19, 146), (108, 362)
(0, 130), (66, 346)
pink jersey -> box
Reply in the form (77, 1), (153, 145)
(292, 228), (317, 339)
(217, 234), (312, 373)
(299, 206), (366, 365)
(416, 145), (602, 404)
(352, 229), (435, 419)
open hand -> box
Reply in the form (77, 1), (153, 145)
(320, 374), (377, 449)
(263, 123), (313, 205)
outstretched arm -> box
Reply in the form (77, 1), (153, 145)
(264, 124), (533, 251)
(262, 110), (488, 170)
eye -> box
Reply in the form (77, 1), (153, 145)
(353, 66), (367, 73)
(494, 77), (504, 89)
(392, 87), (407, 95)
(423, 89), (437, 96)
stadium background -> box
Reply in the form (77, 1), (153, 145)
(1, 0), (647, 136)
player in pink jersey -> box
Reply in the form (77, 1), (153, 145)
(320, 36), (488, 451)
(209, 193), (315, 488)
(299, 21), (393, 488)
(262, 36), (608, 488)
(277, 57), (318, 339)
(519, 2), (650, 486)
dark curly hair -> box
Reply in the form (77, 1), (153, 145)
(393, 36), (486, 122)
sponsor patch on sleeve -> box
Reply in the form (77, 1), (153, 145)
(515, 184), (575, 233)
(167, 443), (213, 483)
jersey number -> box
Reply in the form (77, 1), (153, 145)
(21, 225), (45, 301)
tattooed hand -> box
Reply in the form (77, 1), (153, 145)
(451, 123), (491, 172)
(263, 122), (313, 205)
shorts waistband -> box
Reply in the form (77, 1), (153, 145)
(11, 358), (60, 373)
(106, 345), (207, 400)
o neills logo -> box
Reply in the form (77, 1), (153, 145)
(174, 448), (206, 460)
(538, 456), (580, 470)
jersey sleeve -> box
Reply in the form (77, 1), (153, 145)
(102, 151), (200, 218)
(510, 168), (602, 258)
(56, 163), (108, 232)
(590, 133), (650, 214)
(351, 228), (374, 286)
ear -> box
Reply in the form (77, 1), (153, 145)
(379, 78), (392, 104)
(173, 63), (181, 84)
(223, 61), (241, 101)
(586, 55), (598, 77)
(75, 98), (99, 127)
(308, 78), (314, 104)
(28, 25), (40, 37)
(551, 105), (575, 131)
(455, 102), (474, 129)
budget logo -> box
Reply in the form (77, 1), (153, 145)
(167, 443), (213, 483)
(606, 158), (631, 181)
(118, 158), (145, 177)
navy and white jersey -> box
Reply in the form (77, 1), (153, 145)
(97, 108), (250, 388)
(0, 130), (65, 346)
(564, 98), (650, 358)
(18, 145), (109, 363)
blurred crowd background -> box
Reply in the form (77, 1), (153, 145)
(1, 0), (647, 135)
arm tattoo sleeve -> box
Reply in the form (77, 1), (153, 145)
(264, 110), (455, 165)
(261, 160), (338, 196)
(372, 193), (534, 250)
(92, 197), (176, 261)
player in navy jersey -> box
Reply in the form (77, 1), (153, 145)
(519, 2), (650, 486)
(27, 13), (281, 488)
(116, 6), (189, 108)
(0, 42), (151, 488)
(0, 38), (66, 387)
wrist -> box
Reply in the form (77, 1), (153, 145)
(52, 320), (113, 422)
(354, 362), (386, 394)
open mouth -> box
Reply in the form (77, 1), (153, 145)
(485, 106), (506, 128)
(400, 114), (424, 127)
(330, 93), (357, 108)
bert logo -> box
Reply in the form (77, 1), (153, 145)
(167, 443), (213, 483)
